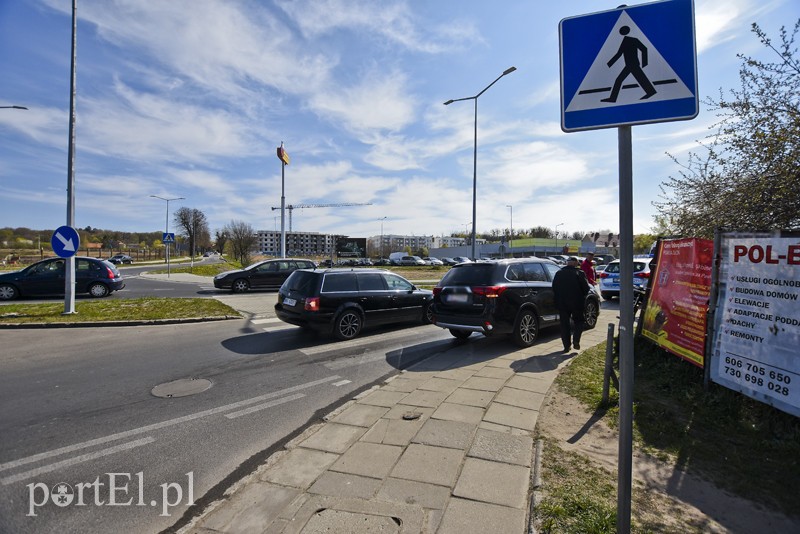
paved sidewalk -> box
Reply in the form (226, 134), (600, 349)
(181, 311), (614, 534)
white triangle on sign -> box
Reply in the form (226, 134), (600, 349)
(565, 11), (693, 112)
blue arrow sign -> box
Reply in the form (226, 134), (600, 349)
(51, 225), (80, 258)
(560, 0), (698, 132)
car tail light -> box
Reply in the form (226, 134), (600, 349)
(471, 286), (507, 298)
(634, 272), (650, 278)
(105, 267), (115, 279)
(599, 272), (610, 279)
(304, 297), (320, 311)
(432, 287), (442, 297)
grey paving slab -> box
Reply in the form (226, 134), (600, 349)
(358, 389), (410, 407)
(437, 498), (527, 534)
(329, 441), (404, 479)
(506, 374), (551, 393)
(453, 457), (530, 509)
(478, 421), (532, 436)
(468, 428), (534, 467)
(411, 418), (475, 450)
(484, 402), (538, 432)
(495, 386), (546, 411)
(445, 387), (495, 408)
(381, 376), (428, 393)
(390, 443), (464, 487)
(329, 403), (389, 427)
(398, 388), (449, 408)
(307, 471), (382, 500)
(417, 376), (463, 395)
(382, 404), (435, 420)
(282, 495), (424, 534)
(377, 477), (451, 510)
(474, 365), (516, 380)
(361, 417), (426, 447)
(430, 402), (485, 425)
(301, 509), (401, 533)
(198, 481), (299, 533)
(433, 368), (476, 381)
(461, 375), (506, 392)
(260, 448), (339, 489)
(297, 422), (367, 454)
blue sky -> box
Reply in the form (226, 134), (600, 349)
(1, 0), (796, 240)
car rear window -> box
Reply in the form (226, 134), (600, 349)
(440, 264), (496, 285)
(322, 273), (358, 292)
(283, 271), (318, 295)
(605, 262), (620, 273)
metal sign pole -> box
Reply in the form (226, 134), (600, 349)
(617, 125), (634, 533)
(63, 0), (78, 315)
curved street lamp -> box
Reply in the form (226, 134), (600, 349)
(0, 105), (28, 110)
(379, 216), (388, 260)
(445, 66), (517, 261)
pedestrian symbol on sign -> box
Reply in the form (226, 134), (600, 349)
(600, 25), (657, 103)
(565, 11), (694, 113)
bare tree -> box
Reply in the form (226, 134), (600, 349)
(224, 220), (257, 265)
(174, 207), (210, 257)
(214, 229), (229, 254)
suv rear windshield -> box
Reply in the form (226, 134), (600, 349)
(604, 261), (647, 274)
(439, 264), (496, 285)
(283, 270), (318, 294)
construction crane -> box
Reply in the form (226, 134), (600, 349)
(271, 203), (373, 231)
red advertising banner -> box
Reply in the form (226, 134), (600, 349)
(641, 238), (714, 367)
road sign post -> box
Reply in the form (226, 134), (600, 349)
(163, 232), (175, 276)
(52, 225), (80, 315)
(559, 1), (697, 532)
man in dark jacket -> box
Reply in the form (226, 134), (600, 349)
(553, 257), (590, 352)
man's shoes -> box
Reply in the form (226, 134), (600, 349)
(574, 341), (581, 350)
(562, 345), (571, 353)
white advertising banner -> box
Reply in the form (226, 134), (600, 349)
(710, 233), (800, 417)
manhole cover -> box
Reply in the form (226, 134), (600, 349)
(151, 378), (212, 398)
(302, 509), (401, 533)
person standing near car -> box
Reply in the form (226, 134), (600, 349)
(580, 252), (597, 285)
(553, 257), (591, 352)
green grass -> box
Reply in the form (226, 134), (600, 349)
(0, 297), (238, 323)
(539, 338), (800, 527)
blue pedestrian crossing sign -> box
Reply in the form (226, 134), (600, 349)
(162, 232), (175, 243)
(51, 225), (80, 258)
(560, 0), (698, 132)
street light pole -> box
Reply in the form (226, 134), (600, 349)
(445, 66), (516, 262)
(379, 216), (387, 260)
(150, 195), (185, 277)
(506, 204), (513, 257)
(555, 222), (564, 254)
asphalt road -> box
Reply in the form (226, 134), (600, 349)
(0, 313), (457, 533)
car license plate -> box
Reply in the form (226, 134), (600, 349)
(283, 297), (296, 306)
(446, 294), (468, 304)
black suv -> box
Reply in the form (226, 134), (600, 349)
(213, 258), (316, 292)
(275, 268), (433, 340)
(431, 258), (600, 347)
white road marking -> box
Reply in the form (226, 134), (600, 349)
(332, 380), (352, 387)
(224, 393), (305, 419)
(1, 438), (155, 485)
(251, 318), (282, 325)
(300, 327), (420, 356)
(0, 375), (341, 473)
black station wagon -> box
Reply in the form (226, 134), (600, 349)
(275, 268), (433, 340)
(431, 258), (600, 347)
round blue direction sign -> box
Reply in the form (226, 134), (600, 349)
(51, 225), (80, 258)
